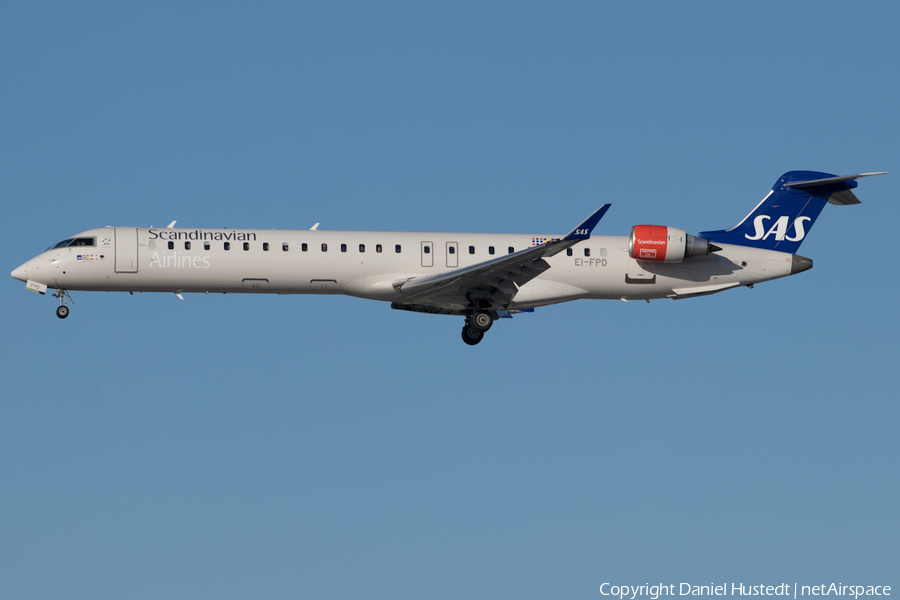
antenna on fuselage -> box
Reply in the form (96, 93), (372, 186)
(310, 223), (319, 230)
(166, 220), (177, 228)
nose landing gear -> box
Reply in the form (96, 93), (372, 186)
(53, 289), (72, 319)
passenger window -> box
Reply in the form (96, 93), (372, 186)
(301, 243), (307, 252)
(584, 248), (591, 257)
(424, 246), (430, 254)
(449, 246), (455, 254)
(204, 242), (210, 250)
(168, 241), (174, 250)
(321, 243), (327, 252)
(601, 248), (607, 257)
(185, 241), (191, 250)
(395, 244), (401, 253)
(508, 246), (514, 254)
(285, 243), (291, 252)
(224, 242), (230, 250)
(469, 246), (475, 254)
(376, 244), (382, 253)
(341, 244), (347, 252)
(243, 242), (250, 251)
(263, 243), (269, 251)
(489, 246), (495, 255)
(359, 244), (365, 253)
(149, 241), (156, 250)
(566, 248), (573, 257)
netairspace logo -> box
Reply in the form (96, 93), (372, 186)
(599, 584), (891, 600)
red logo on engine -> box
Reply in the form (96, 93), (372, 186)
(631, 225), (669, 262)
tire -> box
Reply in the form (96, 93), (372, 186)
(461, 325), (484, 346)
(469, 310), (493, 332)
(56, 305), (69, 319)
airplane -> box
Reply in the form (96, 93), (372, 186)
(11, 170), (885, 345)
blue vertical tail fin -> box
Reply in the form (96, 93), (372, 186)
(699, 171), (885, 254)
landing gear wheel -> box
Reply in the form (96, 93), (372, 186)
(469, 310), (493, 332)
(53, 289), (71, 318)
(461, 325), (484, 346)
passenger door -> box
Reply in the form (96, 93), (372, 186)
(115, 228), (138, 273)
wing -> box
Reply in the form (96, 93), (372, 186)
(390, 205), (611, 315)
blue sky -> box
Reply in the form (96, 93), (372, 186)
(2, 2), (897, 599)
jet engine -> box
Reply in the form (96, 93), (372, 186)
(628, 225), (720, 263)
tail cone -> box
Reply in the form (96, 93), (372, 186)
(790, 254), (813, 274)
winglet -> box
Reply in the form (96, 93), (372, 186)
(563, 204), (611, 241)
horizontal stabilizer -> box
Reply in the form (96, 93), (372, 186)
(784, 172), (886, 205)
(783, 172), (887, 190)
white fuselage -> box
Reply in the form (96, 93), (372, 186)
(13, 226), (797, 308)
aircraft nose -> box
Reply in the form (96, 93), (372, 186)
(11, 262), (28, 282)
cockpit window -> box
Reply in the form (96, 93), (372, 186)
(49, 237), (95, 250)
(50, 238), (74, 250)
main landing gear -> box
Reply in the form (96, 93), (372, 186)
(53, 289), (71, 319)
(461, 310), (494, 346)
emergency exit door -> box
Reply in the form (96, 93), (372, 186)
(421, 241), (433, 267)
(446, 242), (458, 267)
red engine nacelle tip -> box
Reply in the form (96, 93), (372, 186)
(629, 225), (713, 263)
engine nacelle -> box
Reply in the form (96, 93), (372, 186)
(628, 225), (716, 263)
